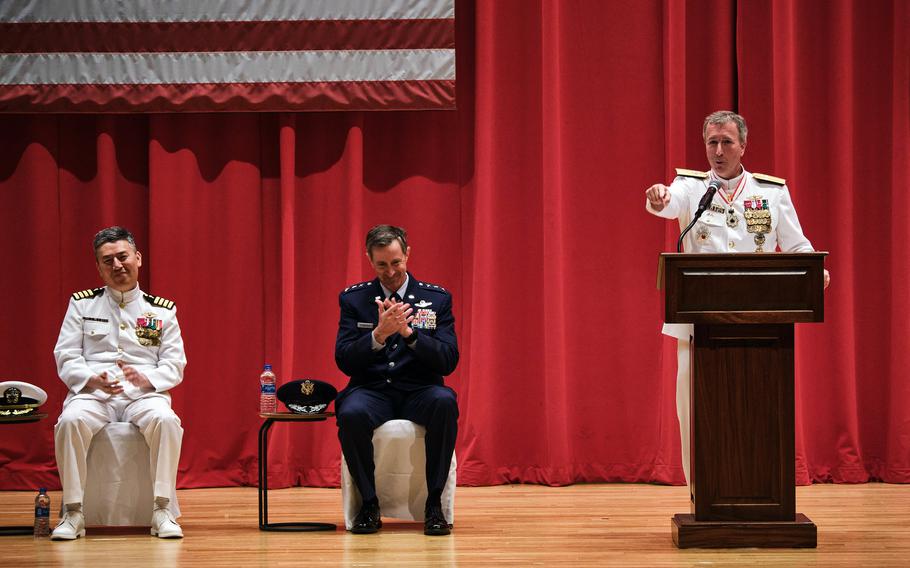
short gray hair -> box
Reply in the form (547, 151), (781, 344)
(365, 224), (408, 257)
(703, 110), (748, 145)
(92, 226), (137, 256)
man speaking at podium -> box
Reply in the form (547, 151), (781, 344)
(644, 110), (830, 483)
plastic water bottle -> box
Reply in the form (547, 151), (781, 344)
(34, 488), (50, 538)
(259, 364), (277, 414)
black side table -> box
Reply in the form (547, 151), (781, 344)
(258, 412), (337, 531)
(0, 412), (48, 536)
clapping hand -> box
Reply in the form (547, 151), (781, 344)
(374, 297), (414, 344)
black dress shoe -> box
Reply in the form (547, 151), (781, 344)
(351, 502), (382, 534)
(423, 504), (451, 536)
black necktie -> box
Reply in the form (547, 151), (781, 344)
(390, 292), (401, 303)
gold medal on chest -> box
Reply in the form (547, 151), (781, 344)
(744, 197), (772, 251)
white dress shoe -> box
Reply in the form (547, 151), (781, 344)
(151, 507), (184, 539)
(51, 510), (85, 540)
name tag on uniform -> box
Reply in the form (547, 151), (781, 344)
(357, 322), (375, 329)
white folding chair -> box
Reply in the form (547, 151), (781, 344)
(82, 422), (180, 526)
(341, 419), (456, 530)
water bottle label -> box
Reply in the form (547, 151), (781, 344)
(260, 383), (276, 395)
(35, 507), (50, 517)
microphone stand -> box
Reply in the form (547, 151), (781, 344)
(677, 215), (702, 253)
(676, 183), (719, 252)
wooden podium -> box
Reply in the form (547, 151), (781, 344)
(661, 252), (825, 548)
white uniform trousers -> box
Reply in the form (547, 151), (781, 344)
(676, 338), (691, 485)
(54, 396), (183, 506)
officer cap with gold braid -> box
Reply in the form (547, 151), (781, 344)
(72, 288), (104, 301)
(144, 292), (176, 310)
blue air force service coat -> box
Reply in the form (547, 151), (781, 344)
(334, 275), (459, 394)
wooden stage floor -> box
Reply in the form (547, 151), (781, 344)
(2, 482), (908, 567)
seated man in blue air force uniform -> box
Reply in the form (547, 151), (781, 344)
(51, 226), (186, 540)
(644, 110), (831, 484)
(335, 224), (459, 536)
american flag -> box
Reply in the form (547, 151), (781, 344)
(0, 0), (455, 112)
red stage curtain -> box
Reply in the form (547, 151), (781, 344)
(1, 0), (907, 490)
(736, 0), (910, 484)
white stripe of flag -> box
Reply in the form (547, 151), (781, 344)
(0, 0), (454, 23)
(0, 50), (455, 85)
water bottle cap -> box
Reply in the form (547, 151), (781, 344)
(39, 488), (46, 492)
(264, 364), (272, 371)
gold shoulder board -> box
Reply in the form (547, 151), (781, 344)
(72, 288), (103, 300)
(675, 168), (708, 179)
(753, 173), (786, 186)
(144, 292), (176, 310)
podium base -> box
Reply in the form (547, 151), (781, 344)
(672, 513), (817, 548)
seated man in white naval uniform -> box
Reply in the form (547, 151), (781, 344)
(644, 110), (831, 484)
(51, 226), (186, 540)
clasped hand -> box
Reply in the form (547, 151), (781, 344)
(374, 297), (414, 344)
(87, 371), (122, 395)
(87, 361), (153, 395)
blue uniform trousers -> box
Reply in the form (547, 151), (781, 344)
(336, 383), (458, 506)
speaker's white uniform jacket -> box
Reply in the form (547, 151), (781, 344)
(647, 167), (814, 257)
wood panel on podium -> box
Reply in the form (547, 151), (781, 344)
(661, 252), (826, 548)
